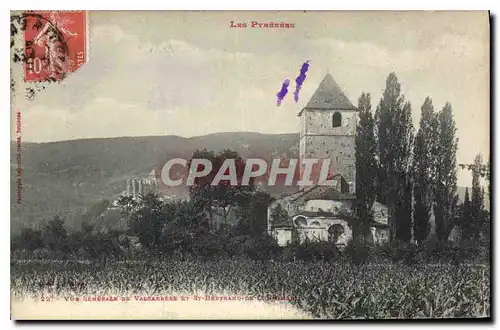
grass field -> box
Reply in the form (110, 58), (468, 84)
(11, 260), (490, 319)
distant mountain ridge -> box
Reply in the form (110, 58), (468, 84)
(11, 132), (299, 232)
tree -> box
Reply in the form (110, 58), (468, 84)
(15, 227), (43, 251)
(458, 188), (472, 239)
(355, 92), (377, 242)
(458, 154), (490, 209)
(160, 200), (204, 255)
(78, 222), (98, 259)
(117, 195), (138, 220)
(433, 102), (459, 241)
(458, 160), (489, 179)
(188, 149), (255, 230)
(42, 214), (68, 252)
(375, 73), (402, 240)
(412, 97), (439, 243)
(375, 73), (414, 242)
(129, 193), (166, 249)
(395, 101), (414, 242)
(234, 190), (274, 237)
(471, 153), (485, 238)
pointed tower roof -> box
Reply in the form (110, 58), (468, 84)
(299, 73), (356, 116)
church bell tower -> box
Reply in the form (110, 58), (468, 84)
(298, 73), (357, 194)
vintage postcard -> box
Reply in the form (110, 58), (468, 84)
(10, 10), (490, 320)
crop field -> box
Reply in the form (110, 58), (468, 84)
(11, 260), (490, 319)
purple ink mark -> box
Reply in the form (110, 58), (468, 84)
(276, 78), (290, 106)
(293, 60), (310, 103)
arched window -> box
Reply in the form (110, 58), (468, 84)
(328, 224), (345, 244)
(294, 216), (307, 228)
(332, 112), (342, 128)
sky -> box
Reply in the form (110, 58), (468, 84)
(11, 11), (490, 186)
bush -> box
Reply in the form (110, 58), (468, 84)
(281, 240), (341, 262)
(421, 238), (459, 264)
(242, 235), (281, 261)
(373, 241), (420, 265)
(344, 240), (371, 264)
(370, 238), (490, 265)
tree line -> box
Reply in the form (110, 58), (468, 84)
(355, 72), (490, 246)
(11, 148), (283, 261)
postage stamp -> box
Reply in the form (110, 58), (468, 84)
(24, 11), (87, 82)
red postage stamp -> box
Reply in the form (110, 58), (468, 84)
(24, 11), (87, 82)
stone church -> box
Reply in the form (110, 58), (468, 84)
(267, 73), (390, 248)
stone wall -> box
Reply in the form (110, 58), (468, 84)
(300, 135), (356, 193)
(302, 109), (357, 136)
(299, 109), (357, 193)
(272, 215), (353, 247)
(370, 227), (389, 245)
(372, 201), (389, 225)
(294, 217), (352, 246)
(272, 228), (292, 246)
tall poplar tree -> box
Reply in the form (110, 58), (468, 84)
(434, 102), (459, 241)
(355, 92), (377, 242)
(375, 73), (402, 241)
(459, 188), (472, 240)
(412, 97), (439, 243)
(394, 101), (414, 242)
(375, 73), (414, 242)
(471, 153), (485, 238)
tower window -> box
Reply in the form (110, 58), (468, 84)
(332, 112), (342, 128)
(340, 176), (349, 193)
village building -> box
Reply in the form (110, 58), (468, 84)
(267, 73), (390, 248)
